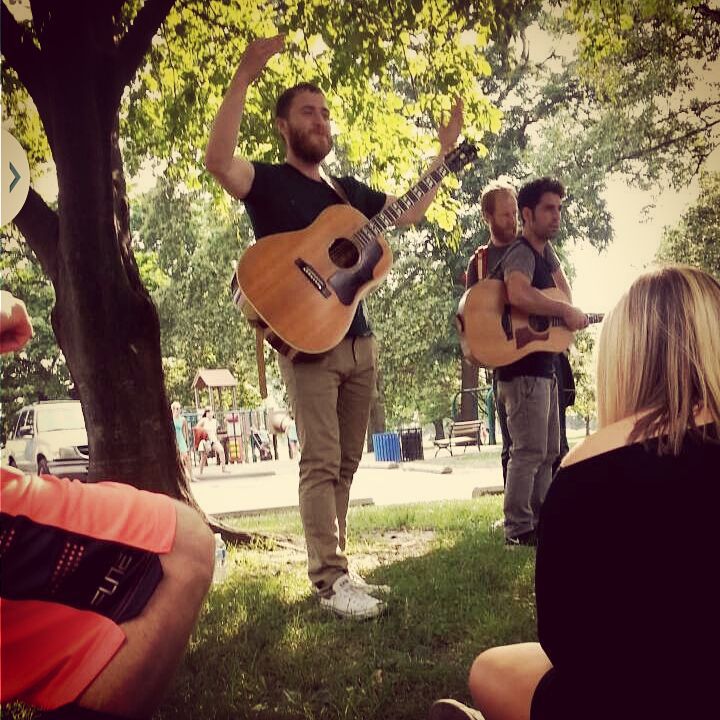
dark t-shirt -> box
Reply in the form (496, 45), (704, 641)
(532, 428), (720, 720)
(244, 162), (386, 336)
(495, 237), (560, 381)
(464, 242), (510, 288)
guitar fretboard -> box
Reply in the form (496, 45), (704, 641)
(353, 164), (451, 247)
(548, 313), (604, 327)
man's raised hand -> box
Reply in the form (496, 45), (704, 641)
(236, 35), (286, 84)
(438, 97), (464, 155)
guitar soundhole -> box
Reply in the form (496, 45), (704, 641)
(529, 315), (549, 332)
(328, 237), (360, 269)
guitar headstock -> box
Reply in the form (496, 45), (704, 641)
(445, 141), (478, 173)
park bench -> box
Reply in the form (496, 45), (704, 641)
(433, 419), (483, 457)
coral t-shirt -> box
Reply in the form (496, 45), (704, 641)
(0, 467), (176, 709)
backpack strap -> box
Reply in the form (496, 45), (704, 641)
(477, 245), (489, 279)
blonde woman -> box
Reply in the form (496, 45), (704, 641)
(431, 265), (720, 720)
(171, 401), (193, 482)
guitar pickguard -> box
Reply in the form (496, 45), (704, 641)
(515, 315), (550, 348)
(328, 239), (383, 306)
(515, 326), (549, 349)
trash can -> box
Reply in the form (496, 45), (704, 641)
(224, 412), (245, 463)
(372, 432), (402, 462)
(399, 427), (424, 461)
(226, 437), (244, 463)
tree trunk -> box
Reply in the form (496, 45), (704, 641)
(6, 2), (188, 499)
(366, 368), (387, 451)
(433, 418), (445, 440)
(459, 358), (479, 420)
(4, 0), (260, 543)
(35, 31), (188, 500)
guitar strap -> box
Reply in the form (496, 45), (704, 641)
(255, 327), (268, 399)
(476, 245), (489, 280)
(320, 163), (351, 206)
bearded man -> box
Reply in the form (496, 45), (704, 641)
(465, 180), (519, 484)
(205, 35), (462, 620)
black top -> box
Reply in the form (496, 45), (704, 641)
(244, 162), (387, 337)
(532, 428), (720, 720)
(465, 242), (510, 288)
(496, 237), (558, 381)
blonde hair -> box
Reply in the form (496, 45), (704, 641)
(597, 264), (720, 454)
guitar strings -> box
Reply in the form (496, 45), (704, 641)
(351, 164), (450, 250)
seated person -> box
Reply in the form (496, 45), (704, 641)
(0, 290), (215, 720)
(430, 265), (720, 720)
(196, 409), (228, 474)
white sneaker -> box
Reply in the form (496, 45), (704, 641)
(319, 574), (384, 620)
(348, 569), (390, 596)
(489, 518), (505, 534)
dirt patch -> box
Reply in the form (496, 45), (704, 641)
(253, 529), (437, 570)
(359, 529), (437, 565)
(255, 530), (436, 572)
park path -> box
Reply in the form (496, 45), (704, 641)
(190, 449), (503, 517)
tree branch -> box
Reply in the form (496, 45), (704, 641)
(608, 117), (720, 172)
(1, 2), (45, 108)
(13, 188), (60, 283)
(114, 0), (177, 104)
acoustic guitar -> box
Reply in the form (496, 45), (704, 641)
(231, 142), (478, 356)
(456, 279), (604, 368)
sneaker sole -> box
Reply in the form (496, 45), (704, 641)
(318, 599), (385, 620)
(429, 698), (486, 720)
(350, 582), (391, 596)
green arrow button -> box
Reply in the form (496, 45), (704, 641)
(9, 162), (20, 193)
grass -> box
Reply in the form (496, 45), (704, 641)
(160, 498), (536, 720)
(5, 498), (539, 720)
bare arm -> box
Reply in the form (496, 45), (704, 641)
(393, 98), (464, 226)
(506, 272), (588, 331)
(552, 265), (573, 303)
(204, 35), (285, 200)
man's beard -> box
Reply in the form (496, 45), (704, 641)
(490, 219), (517, 244)
(540, 226), (560, 241)
(287, 125), (332, 163)
(529, 212), (559, 242)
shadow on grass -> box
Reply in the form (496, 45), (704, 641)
(156, 520), (536, 720)
(2, 502), (537, 720)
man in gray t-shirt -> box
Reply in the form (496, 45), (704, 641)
(496, 178), (588, 546)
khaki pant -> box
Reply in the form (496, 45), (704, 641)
(278, 335), (377, 594)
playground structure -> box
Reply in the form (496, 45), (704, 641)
(191, 368), (295, 463)
(191, 368), (247, 463)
